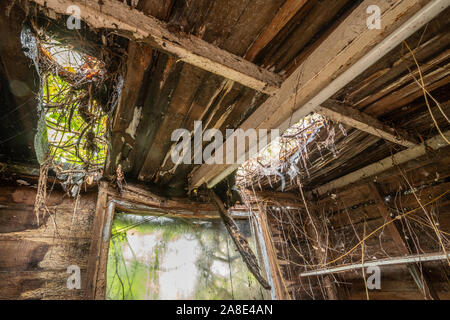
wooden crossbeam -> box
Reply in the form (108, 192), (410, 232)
(31, 0), (282, 94)
(189, 0), (442, 190)
(314, 131), (450, 195)
(316, 101), (418, 147)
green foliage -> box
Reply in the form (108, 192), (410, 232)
(42, 72), (107, 167)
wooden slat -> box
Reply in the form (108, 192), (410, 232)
(105, 0), (175, 179)
(189, 0), (435, 189)
(31, 0), (282, 94)
(93, 201), (115, 300)
(136, 64), (208, 181)
(105, 42), (154, 178)
(363, 61), (450, 116)
(244, 0), (308, 61)
(316, 101), (418, 147)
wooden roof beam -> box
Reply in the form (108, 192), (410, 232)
(31, 0), (282, 94)
(316, 101), (418, 148)
(189, 0), (448, 190)
(314, 130), (450, 195)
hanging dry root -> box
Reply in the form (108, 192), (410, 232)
(34, 161), (50, 226)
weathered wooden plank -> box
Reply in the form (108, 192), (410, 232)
(314, 131), (450, 195)
(85, 181), (108, 300)
(104, 41), (154, 178)
(130, 55), (184, 177)
(354, 47), (450, 110)
(0, 184), (95, 300)
(93, 201), (115, 300)
(137, 64), (207, 181)
(244, 0), (308, 61)
(254, 208), (290, 300)
(258, 0), (350, 74)
(31, 0), (282, 94)
(364, 61), (450, 116)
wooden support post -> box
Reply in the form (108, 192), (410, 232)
(94, 201), (116, 299)
(369, 182), (439, 300)
(85, 180), (109, 299)
(255, 208), (290, 300)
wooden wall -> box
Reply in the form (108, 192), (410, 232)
(0, 185), (96, 299)
(265, 146), (450, 300)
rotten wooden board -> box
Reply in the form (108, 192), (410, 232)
(244, 0), (309, 62)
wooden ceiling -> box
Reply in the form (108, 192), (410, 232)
(1, 0), (449, 197)
(104, 0), (361, 196)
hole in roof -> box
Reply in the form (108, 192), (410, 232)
(236, 113), (344, 191)
(21, 26), (113, 195)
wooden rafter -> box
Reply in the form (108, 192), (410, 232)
(316, 101), (418, 147)
(189, 0), (440, 190)
(31, 0), (282, 94)
(314, 131), (450, 195)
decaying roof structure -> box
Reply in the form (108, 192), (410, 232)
(0, 0), (449, 300)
